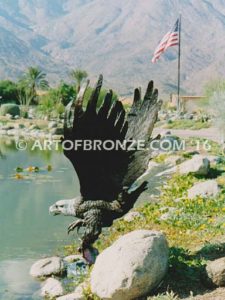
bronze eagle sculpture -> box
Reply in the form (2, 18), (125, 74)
(49, 75), (162, 263)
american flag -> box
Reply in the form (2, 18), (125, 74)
(152, 19), (180, 63)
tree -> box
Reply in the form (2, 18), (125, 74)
(17, 79), (32, 107)
(70, 69), (88, 93)
(23, 67), (49, 104)
(38, 94), (55, 120)
(0, 80), (19, 104)
(37, 81), (75, 120)
(48, 82), (76, 106)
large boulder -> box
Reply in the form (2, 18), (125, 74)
(188, 180), (219, 199)
(177, 155), (210, 176)
(41, 278), (64, 298)
(30, 256), (65, 278)
(206, 257), (225, 286)
(91, 230), (168, 300)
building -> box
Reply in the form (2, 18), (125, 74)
(170, 94), (207, 112)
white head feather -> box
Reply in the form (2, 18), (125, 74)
(49, 198), (78, 216)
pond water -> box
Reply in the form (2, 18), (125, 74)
(0, 137), (80, 299)
(0, 137), (169, 300)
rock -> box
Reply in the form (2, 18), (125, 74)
(57, 282), (88, 300)
(206, 257), (225, 286)
(205, 155), (218, 164)
(28, 108), (35, 118)
(67, 260), (88, 278)
(185, 151), (200, 156)
(177, 155), (210, 176)
(7, 129), (20, 136)
(50, 127), (64, 135)
(30, 256), (65, 278)
(159, 207), (177, 221)
(148, 161), (159, 170)
(30, 130), (40, 138)
(123, 211), (143, 222)
(57, 293), (83, 300)
(41, 278), (64, 298)
(29, 124), (40, 130)
(0, 129), (7, 135)
(165, 155), (184, 166)
(91, 230), (168, 300)
(63, 255), (83, 263)
(48, 121), (58, 129)
(14, 123), (25, 129)
(188, 180), (219, 199)
(2, 125), (14, 130)
(5, 113), (13, 119)
(151, 135), (182, 152)
(51, 134), (62, 140)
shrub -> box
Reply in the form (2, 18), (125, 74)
(0, 104), (20, 116)
(0, 80), (19, 104)
(38, 95), (54, 120)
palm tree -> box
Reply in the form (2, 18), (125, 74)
(70, 69), (88, 93)
(24, 67), (49, 104)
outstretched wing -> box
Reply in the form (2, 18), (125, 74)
(123, 81), (162, 186)
(63, 75), (161, 201)
(63, 75), (129, 201)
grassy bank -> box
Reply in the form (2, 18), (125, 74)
(63, 141), (225, 299)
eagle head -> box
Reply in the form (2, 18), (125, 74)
(49, 198), (78, 216)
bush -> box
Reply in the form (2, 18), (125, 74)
(0, 104), (20, 116)
(0, 80), (19, 104)
(44, 83), (76, 107)
(38, 95), (54, 120)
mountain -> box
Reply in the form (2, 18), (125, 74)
(0, 0), (225, 97)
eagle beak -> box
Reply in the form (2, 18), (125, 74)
(49, 205), (59, 216)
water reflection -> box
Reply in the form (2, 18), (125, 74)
(0, 259), (40, 300)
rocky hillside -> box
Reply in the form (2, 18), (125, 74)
(0, 0), (225, 96)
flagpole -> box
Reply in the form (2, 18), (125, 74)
(177, 13), (182, 113)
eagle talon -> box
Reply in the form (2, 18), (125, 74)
(67, 219), (84, 235)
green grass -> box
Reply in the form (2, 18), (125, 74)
(153, 153), (169, 163)
(165, 119), (211, 130)
(95, 173), (225, 251)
